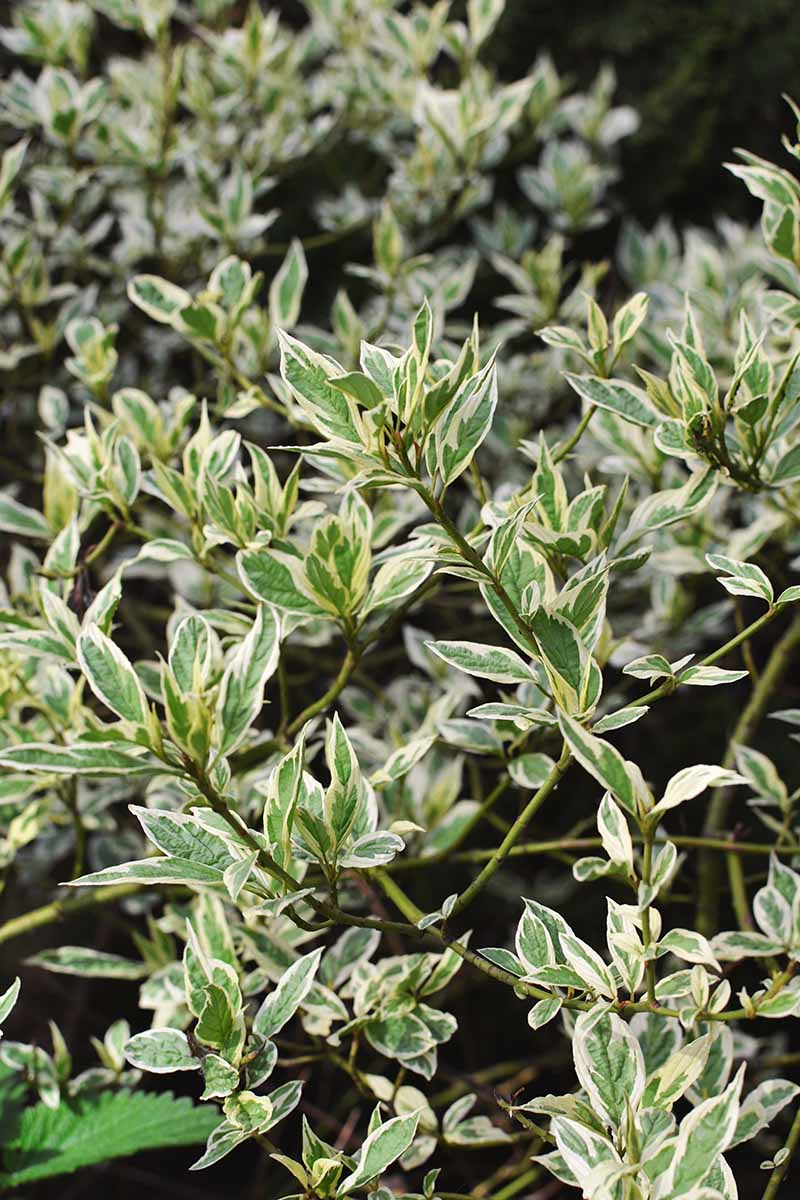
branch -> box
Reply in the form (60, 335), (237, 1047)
(696, 609), (800, 936)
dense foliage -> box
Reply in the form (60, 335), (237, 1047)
(2, 1), (800, 1197)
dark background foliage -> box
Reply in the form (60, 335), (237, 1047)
(496, 0), (800, 226)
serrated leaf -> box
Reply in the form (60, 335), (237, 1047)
(0, 1088), (219, 1186)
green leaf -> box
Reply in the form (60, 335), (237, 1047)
(196, 984), (244, 1062)
(224, 1089), (274, 1132)
(238, 548), (327, 616)
(124, 1028), (199, 1073)
(558, 712), (640, 815)
(467, 0), (505, 47)
(434, 356), (498, 486)
(729, 1078), (800, 1148)
(612, 292), (649, 351)
(77, 623), (149, 727)
(593, 705), (649, 733)
(323, 713), (365, 848)
(0, 742), (159, 776)
(338, 831), (405, 868)
(223, 851), (259, 902)
(619, 469), (718, 549)
(362, 555), (433, 616)
(544, 1116), (622, 1194)
(597, 794), (633, 867)
(665, 1068), (744, 1194)
(188, 1118), (247, 1171)
(27, 947), (147, 980)
(0, 137), (28, 204)
(529, 607), (591, 714)
(678, 665), (749, 687)
(253, 947), (323, 1039)
(179, 303), (219, 342)
(573, 1009), (645, 1126)
(270, 238), (308, 329)
(0, 1088), (219, 1187)
(561, 933), (618, 998)
(427, 640), (535, 685)
(733, 744), (787, 805)
(68, 857), (224, 888)
(712, 929), (783, 961)
(201, 1054), (240, 1100)
(508, 752), (556, 790)
(527, 997), (563, 1030)
(537, 324), (587, 354)
(0, 977), (20, 1025)
(337, 1111), (421, 1195)
(706, 553), (774, 605)
(564, 374), (659, 428)
(132, 538), (194, 566)
(771, 444), (800, 485)
(128, 275), (192, 323)
(0, 494), (52, 540)
(657, 928), (720, 968)
(651, 764), (746, 818)
(215, 605), (280, 755)
(131, 807), (233, 871)
(329, 371), (385, 411)
(279, 331), (363, 445)
(642, 1033), (713, 1110)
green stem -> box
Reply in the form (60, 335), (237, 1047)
(370, 869), (794, 1025)
(234, 568), (437, 773)
(641, 824), (656, 1005)
(728, 853), (754, 932)
(420, 486), (537, 652)
(635, 606), (781, 709)
(232, 647), (358, 771)
(553, 405), (597, 463)
(390, 833), (800, 872)
(696, 609), (800, 936)
(425, 775), (510, 865)
(259, 219), (371, 258)
(0, 884), (140, 945)
(763, 1101), (800, 1200)
(492, 1165), (542, 1200)
(469, 459), (489, 506)
(372, 868), (425, 924)
(447, 743), (571, 919)
(64, 779), (87, 879)
(83, 520), (120, 567)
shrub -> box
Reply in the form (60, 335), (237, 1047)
(2, 0), (800, 1197)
